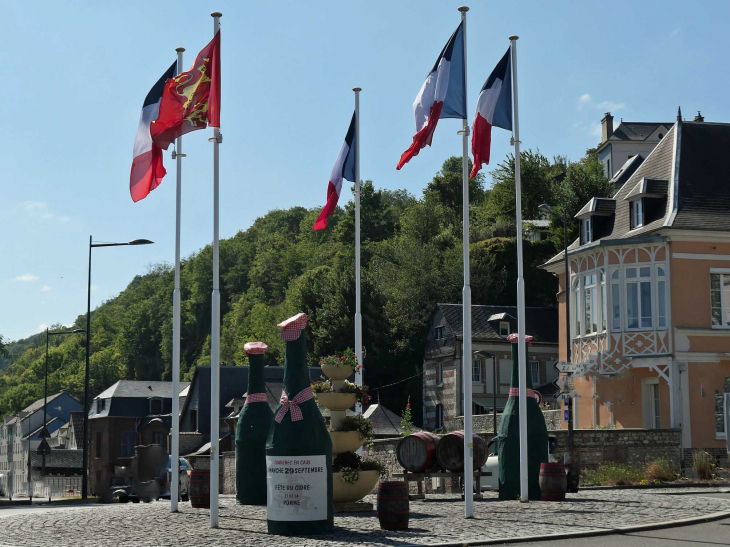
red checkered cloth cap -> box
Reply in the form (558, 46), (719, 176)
(244, 341), (268, 355)
(506, 333), (533, 345)
(277, 312), (308, 342)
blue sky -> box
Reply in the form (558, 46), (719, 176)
(2, 0), (729, 342)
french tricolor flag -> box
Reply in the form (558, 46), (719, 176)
(470, 47), (513, 178)
(397, 22), (466, 170)
(313, 112), (356, 231)
(130, 61), (177, 202)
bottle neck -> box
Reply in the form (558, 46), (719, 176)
(283, 331), (310, 395)
(247, 354), (266, 393)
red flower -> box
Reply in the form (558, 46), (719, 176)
(374, 421), (377, 425)
(407, 403), (411, 408)
(340, 356), (345, 360)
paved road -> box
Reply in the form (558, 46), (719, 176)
(494, 493), (730, 547)
(0, 490), (729, 547)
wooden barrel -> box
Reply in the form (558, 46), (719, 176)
(396, 432), (441, 472)
(189, 468), (210, 509)
(377, 481), (409, 530)
(539, 462), (567, 501)
(435, 432), (488, 472)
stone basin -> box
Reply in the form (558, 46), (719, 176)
(332, 470), (380, 503)
(316, 392), (357, 410)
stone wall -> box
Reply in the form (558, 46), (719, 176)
(177, 432), (206, 456)
(222, 452), (235, 495)
(453, 410), (562, 433)
(186, 452), (235, 495)
(551, 429), (681, 469)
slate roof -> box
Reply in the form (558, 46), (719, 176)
(473, 395), (509, 411)
(24, 416), (61, 440)
(436, 304), (558, 344)
(575, 198), (616, 218)
(363, 404), (421, 437)
(673, 122), (730, 230)
(22, 392), (65, 414)
(30, 449), (82, 469)
(607, 122), (671, 142)
(96, 381), (190, 400)
(624, 178), (669, 200)
(68, 411), (84, 440)
(610, 154), (644, 188)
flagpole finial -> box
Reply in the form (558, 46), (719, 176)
(211, 11), (222, 17)
(175, 47), (185, 53)
(458, 5), (469, 12)
(353, 87), (362, 92)
(509, 35), (519, 41)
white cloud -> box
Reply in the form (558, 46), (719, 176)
(21, 201), (70, 223)
(15, 273), (39, 282)
(91, 284), (98, 293)
(589, 122), (603, 137)
(578, 94), (626, 113)
(24, 201), (47, 211)
(598, 100), (626, 111)
(41, 285), (52, 292)
(36, 323), (48, 333)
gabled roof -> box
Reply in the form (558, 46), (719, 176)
(24, 416), (61, 440)
(96, 381), (190, 400)
(363, 404), (421, 437)
(435, 304), (558, 344)
(68, 411), (84, 439)
(22, 392), (67, 414)
(608, 121), (672, 142)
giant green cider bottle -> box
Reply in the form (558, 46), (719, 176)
(236, 341), (274, 505)
(498, 334), (549, 500)
(266, 313), (333, 535)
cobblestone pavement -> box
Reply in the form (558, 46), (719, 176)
(1, 490), (729, 547)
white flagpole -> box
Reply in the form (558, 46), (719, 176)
(458, 5), (474, 519)
(353, 87), (363, 415)
(210, 10), (222, 529)
(171, 46), (185, 514)
(510, 35), (529, 503)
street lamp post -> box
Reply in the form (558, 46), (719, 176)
(82, 237), (153, 499)
(42, 328), (85, 478)
(537, 204), (574, 456)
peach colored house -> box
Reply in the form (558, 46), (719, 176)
(541, 115), (730, 462)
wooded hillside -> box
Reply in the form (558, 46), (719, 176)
(0, 149), (612, 423)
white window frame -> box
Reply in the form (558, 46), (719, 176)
(714, 377), (730, 439)
(583, 272), (598, 335)
(472, 359), (482, 383)
(656, 266), (667, 329)
(499, 322), (510, 337)
(600, 271), (607, 332)
(710, 269), (730, 329)
(582, 218), (592, 244)
(611, 268), (622, 331)
(625, 266), (653, 331)
(632, 199), (644, 229)
(571, 276), (580, 339)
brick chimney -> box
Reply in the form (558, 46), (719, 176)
(601, 112), (614, 143)
(694, 111), (704, 122)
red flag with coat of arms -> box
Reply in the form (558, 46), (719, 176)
(151, 31), (221, 150)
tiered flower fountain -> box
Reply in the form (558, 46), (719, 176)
(315, 349), (381, 509)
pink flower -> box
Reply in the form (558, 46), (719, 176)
(341, 356), (345, 360)
(407, 403), (411, 408)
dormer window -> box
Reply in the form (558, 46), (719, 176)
(149, 398), (162, 415)
(434, 326), (445, 339)
(582, 219), (592, 243)
(499, 322), (510, 337)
